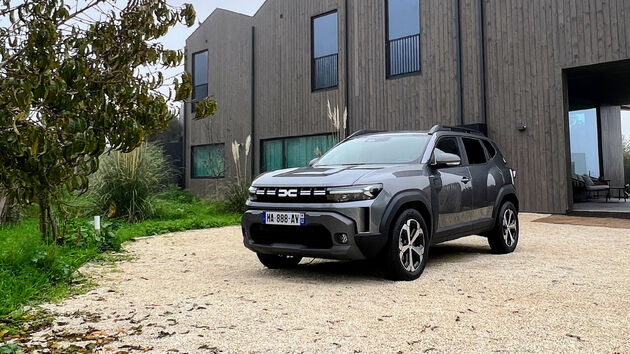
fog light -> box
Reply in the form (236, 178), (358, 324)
(336, 233), (349, 244)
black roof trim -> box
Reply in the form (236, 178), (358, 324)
(428, 125), (484, 136)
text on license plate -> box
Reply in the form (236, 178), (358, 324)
(262, 211), (305, 226)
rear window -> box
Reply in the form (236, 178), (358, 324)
(482, 140), (496, 158)
(463, 138), (487, 165)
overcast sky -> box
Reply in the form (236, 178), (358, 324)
(622, 110), (630, 141)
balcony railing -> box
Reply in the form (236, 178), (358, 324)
(386, 34), (421, 77)
(312, 53), (338, 91)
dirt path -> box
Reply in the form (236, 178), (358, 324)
(19, 214), (630, 353)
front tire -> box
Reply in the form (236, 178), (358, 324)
(488, 202), (519, 254)
(257, 253), (302, 269)
(382, 209), (429, 281)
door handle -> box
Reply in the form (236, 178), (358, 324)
(461, 177), (470, 184)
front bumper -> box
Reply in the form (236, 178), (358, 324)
(241, 209), (386, 261)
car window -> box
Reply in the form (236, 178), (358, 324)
(482, 140), (496, 158)
(434, 137), (461, 158)
(317, 134), (431, 165)
(463, 138), (487, 165)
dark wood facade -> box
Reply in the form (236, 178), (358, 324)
(184, 0), (630, 214)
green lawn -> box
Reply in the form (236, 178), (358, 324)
(0, 189), (240, 320)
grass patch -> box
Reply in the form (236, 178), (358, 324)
(0, 188), (240, 321)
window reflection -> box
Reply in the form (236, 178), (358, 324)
(569, 108), (600, 177)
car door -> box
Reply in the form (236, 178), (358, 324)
(429, 136), (473, 241)
(461, 137), (494, 231)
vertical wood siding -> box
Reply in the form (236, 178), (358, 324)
(185, 10), (252, 196)
(184, 0), (630, 213)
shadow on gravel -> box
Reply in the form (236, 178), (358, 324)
(427, 242), (491, 265)
(252, 241), (492, 281)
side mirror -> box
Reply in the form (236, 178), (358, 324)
(431, 152), (461, 168)
(309, 157), (320, 166)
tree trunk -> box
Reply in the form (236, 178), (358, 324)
(39, 201), (48, 242)
(0, 193), (7, 225)
(47, 205), (61, 245)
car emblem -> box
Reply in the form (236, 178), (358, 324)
(278, 189), (298, 197)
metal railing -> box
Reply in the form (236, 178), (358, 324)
(386, 34), (421, 77)
(312, 53), (338, 90)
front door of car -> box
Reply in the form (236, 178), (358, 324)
(429, 136), (473, 241)
(461, 137), (494, 231)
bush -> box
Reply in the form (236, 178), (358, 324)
(222, 181), (250, 214)
(90, 143), (172, 223)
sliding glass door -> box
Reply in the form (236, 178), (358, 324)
(569, 108), (600, 178)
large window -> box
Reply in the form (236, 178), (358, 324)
(312, 12), (338, 91)
(569, 108), (600, 177)
(192, 50), (208, 113)
(386, 0), (420, 77)
(191, 144), (224, 178)
(261, 134), (337, 172)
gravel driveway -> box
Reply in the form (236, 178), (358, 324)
(22, 213), (630, 353)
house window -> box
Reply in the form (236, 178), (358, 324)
(312, 12), (338, 91)
(191, 144), (224, 178)
(192, 50), (208, 113)
(261, 134), (338, 172)
(386, 0), (421, 77)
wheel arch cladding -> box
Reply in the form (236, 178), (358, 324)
(380, 191), (433, 240)
(494, 185), (519, 220)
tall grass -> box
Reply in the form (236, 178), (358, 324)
(91, 143), (171, 223)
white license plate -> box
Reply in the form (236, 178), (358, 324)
(262, 211), (305, 226)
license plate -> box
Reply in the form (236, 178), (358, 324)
(262, 211), (305, 226)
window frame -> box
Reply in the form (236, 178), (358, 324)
(190, 143), (225, 179)
(385, 0), (422, 79)
(462, 137), (489, 166)
(311, 10), (339, 92)
(191, 49), (209, 114)
(260, 133), (338, 173)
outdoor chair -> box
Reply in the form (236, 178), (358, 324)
(581, 174), (610, 201)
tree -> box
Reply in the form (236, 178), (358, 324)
(0, 0), (217, 242)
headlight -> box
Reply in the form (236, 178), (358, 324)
(248, 186), (257, 201)
(326, 184), (382, 203)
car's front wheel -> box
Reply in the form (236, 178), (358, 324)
(382, 209), (429, 281)
(257, 253), (302, 269)
(488, 201), (519, 254)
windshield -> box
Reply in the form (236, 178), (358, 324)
(316, 134), (431, 165)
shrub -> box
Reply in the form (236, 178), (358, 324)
(90, 143), (172, 223)
(222, 181), (250, 214)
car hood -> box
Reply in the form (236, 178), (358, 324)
(253, 164), (404, 187)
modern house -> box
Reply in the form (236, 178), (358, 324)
(183, 0), (630, 214)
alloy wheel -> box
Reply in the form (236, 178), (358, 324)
(398, 218), (424, 272)
(502, 209), (518, 247)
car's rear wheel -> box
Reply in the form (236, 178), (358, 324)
(382, 209), (429, 281)
(488, 201), (519, 254)
(256, 253), (302, 269)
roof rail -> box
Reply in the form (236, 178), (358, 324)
(345, 130), (382, 140)
(428, 125), (484, 136)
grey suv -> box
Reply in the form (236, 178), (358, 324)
(242, 125), (519, 280)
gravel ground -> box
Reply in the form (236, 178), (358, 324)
(22, 213), (630, 353)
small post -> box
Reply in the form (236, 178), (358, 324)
(94, 215), (101, 234)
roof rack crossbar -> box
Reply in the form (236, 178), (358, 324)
(428, 125), (483, 136)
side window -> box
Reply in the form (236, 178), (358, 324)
(463, 138), (487, 165)
(482, 140), (496, 159)
(434, 137), (461, 159)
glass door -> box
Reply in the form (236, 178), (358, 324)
(569, 108), (601, 178)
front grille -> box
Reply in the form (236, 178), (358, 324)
(249, 224), (333, 249)
(253, 187), (329, 203)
